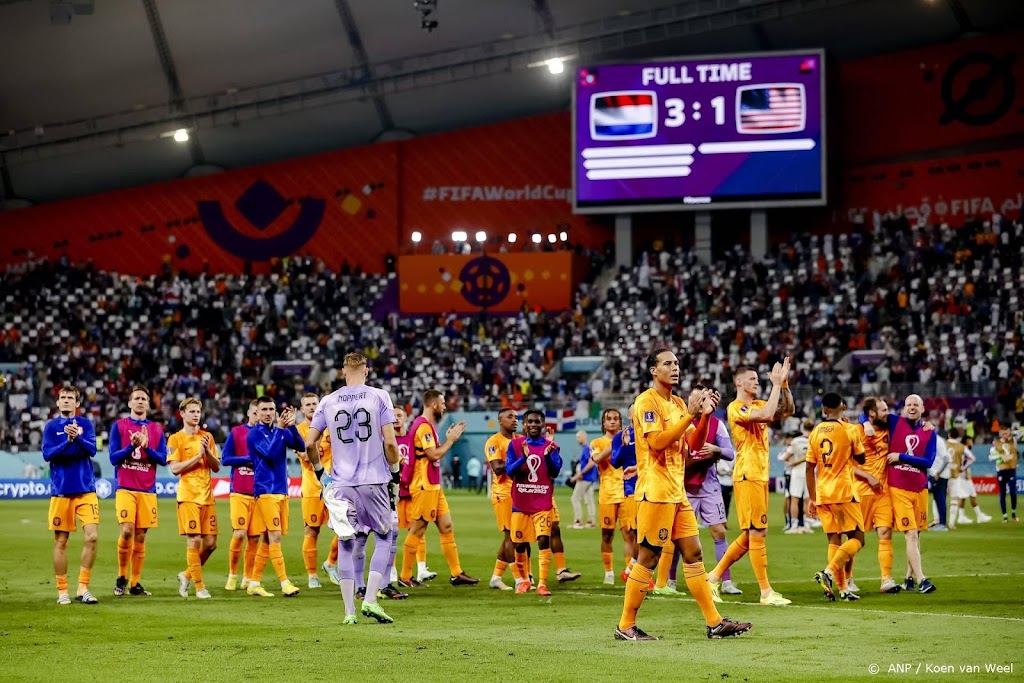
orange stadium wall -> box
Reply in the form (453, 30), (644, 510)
(840, 149), (1024, 225)
(398, 252), (585, 314)
(837, 32), (1024, 164)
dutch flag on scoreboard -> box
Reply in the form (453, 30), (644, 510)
(737, 84), (806, 134)
(544, 409), (576, 432)
(590, 91), (657, 140)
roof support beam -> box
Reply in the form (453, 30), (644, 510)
(141, 0), (205, 163)
(530, 0), (556, 38)
(333, 0), (394, 130)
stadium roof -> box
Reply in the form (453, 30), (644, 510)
(0, 0), (1020, 204)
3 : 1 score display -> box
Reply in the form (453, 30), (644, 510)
(663, 96), (726, 127)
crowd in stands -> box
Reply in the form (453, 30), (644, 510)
(1, 215), (1022, 451)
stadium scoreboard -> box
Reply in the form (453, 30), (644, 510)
(572, 50), (826, 213)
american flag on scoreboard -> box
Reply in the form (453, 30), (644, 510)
(737, 84), (805, 134)
(590, 91), (657, 140)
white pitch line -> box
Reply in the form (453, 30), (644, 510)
(557, 590), (1024, 623)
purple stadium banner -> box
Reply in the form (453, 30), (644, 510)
(573, 50), (826, 213)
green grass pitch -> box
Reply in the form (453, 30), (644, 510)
(0, 491), (1020, 683)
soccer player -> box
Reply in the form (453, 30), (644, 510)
(508, 410), (562, 596)
(168, 397), (221, 600)
(303, 352), (402, 624)
(884, 394), (937, 593)
(245, 396), (303, 597)
(706, 361), (793, 606)
(576, 409), (635, 584)
(807, 393), (867, 602)
(855, 397), (900, 593)
(485, 407), (519, 591)
(396, 407), (434, 588)
(990, 426), (1019, 522)
(570, 430), (598, 528)
(220, 400), (264, 590)
(615, 349), (751, 641)
(678, 385), (742, 596)
(399, 390), (478, 586)
(43, 386), (99, 605)
(109, 385), (167, 597)
(295, 392), (340, 589)
(609, 410), (645, 585)
(781, 422), (812, 534)
(946, 428), (991, 526)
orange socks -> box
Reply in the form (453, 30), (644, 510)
(269, 542), (288, 583)
(655, 544), (672, 589)
(538, 549), (552, 587)
(684, 562), (722, 627)
(228, 536), (243, 576)
(510, 557), (524, 581)
(515, 551), (529, 582)
(252, 541), (270, 583)
(417, 536), (427, 563)
(602, 552), (613, 572)
(117, 536), (131, 578)
(328, 536), (339, 565)
(748, 535), (770, 591)
(827, 539), (862, 591)
(493, 560), (508, 578)
(879, 538), (893, 580)
(618, 564), (653, 631)
(130, 541), (145, 586)
(401, 534), (418, 582)
(302, 535), (318, 576)
(554, 551), (567, 573)
(439, 532), (462, 576)
(77, 567), (91, 594)
(186, 547), (204, 590)
(244, 538), (258, 579)
(56, 574), (69, 594)
(712, 534), (749, 579)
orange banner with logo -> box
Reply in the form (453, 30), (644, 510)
(0, 144), (399, 274)
(399, 252), (583, 314)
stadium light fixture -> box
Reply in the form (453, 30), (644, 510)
(547, 233), (557, 243)
(452, 231), (468, 242)
(547, 58), (564, 75)
(531, 233), (542, 244)
(507, 233), (517, 243)
(475, 230), (487, 243)
(172, 128), (189, 143)
(559, 231), (568, 242)
(411, 231), (422, 243)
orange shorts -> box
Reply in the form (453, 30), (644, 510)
(859, 492), (894, 530)
(229, 493), (265, 536)
(493, 495), (512, 532)
(302, 496), (328, 528)
(256, 494), (289, 534)
(177, 501), (218, 536)
(599, 499), (635, 531)
(734, 479), (769, 530)
(408, 488), (450, 523)
(511, 509), (552, 544)
(115, 489), (158, 529)
(891, 487), (928, 532)
(397, 498), (411, 529)
(49, 493), (99, 532)
(635, 498), (698, 547)
(816, 501), (865, 534)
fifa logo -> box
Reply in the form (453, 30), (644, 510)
(905, 435), (920, 455)
(526, 454), (543, 483)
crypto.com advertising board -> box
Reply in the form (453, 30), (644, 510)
(573, 50), (826, 213)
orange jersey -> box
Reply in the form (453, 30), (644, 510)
(633, 388), (691, 504)
(485, 432), (513, 501)
(296, 422), (333, 497)
(167, 429), (219, 505)
(591, 434), (624, 504)
(806, 420), (865, 505)
(853, 424), (890, 498)
(728, 399), (770, 482)
(411, 420), (441, 492)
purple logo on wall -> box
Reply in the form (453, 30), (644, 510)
(198, 180), (324, 261)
